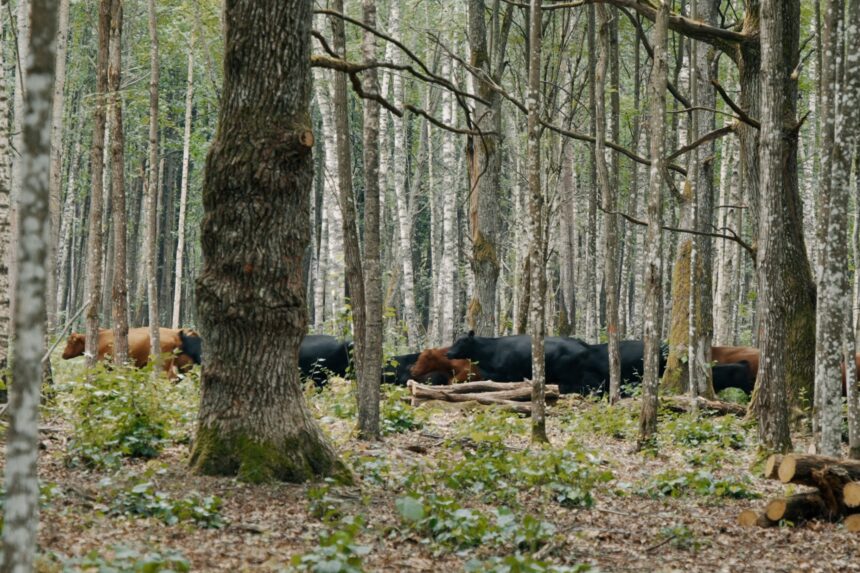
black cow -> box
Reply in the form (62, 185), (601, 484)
(572, 340), (665, 395)
(179, 330), (203, 365)
(712, 360), (754, 394)
(381, 352), (420, 386)
(445, 332), (592, 392)
(300, 335), (353, 386)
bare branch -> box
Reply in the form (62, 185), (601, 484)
(666, 124), (734, 162)
(712, 79), (760, 129)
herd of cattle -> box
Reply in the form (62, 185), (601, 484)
(299, 331), (761, 396)
(61, 327), (766, 396)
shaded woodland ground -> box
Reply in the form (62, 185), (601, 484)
(13, 358), (859, 573)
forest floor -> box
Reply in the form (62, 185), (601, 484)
(5, 357), (860, 573)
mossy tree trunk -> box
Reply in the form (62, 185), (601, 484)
(191, 0), (347, 484)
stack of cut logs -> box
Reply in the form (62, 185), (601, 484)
(739, 453), (860, 530)
(406, 380), (559, 415)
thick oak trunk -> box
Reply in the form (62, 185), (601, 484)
(190, 0), (346, 484)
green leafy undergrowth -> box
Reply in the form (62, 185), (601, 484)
(107, 480), (226, 529)
(381, 385), (424, 435)
(563, 400), (638, 440)
(395, 494), (556, 553)
(435, 440), (612, 508)
(290, 515), (369, 573)
(54, 545), (191, 573)
(661, 414), (748, 450)
(63, 363), (198, 469)
(637, 468), (760, 500)
(464, 554), (594, 573)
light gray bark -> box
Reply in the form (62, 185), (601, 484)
(146, 0), (160, 367)
(0, 8), (11, 371)
(1, 0), (57, 569)
(172, 46), (194, 329)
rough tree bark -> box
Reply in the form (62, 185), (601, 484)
(585, 5), (599, 343)
(528, 0), (548, 444)
(109, 0), (128, 364)
(359, 0), (382, 440)
(46, 0), (70, 334)
(638, 0), (668, 448)
(595, 4), (620, 402)
(466, 0), (511, 336)
(750, 0), (793, 451)
(1, 0), (57, 568)
(172, 45), (194, 329)
(84, 0), (112, 368)
(146, 0), (161, 365)
(190, 0), (347, 483)
(0, 9), (11, 374)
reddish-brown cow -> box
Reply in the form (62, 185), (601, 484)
(712, 346), (760, 379)
(410, 346), (482, 385)
(62, 327), (197, 379)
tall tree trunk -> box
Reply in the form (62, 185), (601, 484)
(359, 0), (382, 440)
(528, 0), (548, 444)
(146, 0), (160, 364)
(55, 131), (80, 324)
(109, 0), (128, 364)
(1, 0), (57, 568)
(638, 0), (669, 448)
(832, 0), (860, 458)
(172, 45), (194, 329)
(47, 0), (70, 334)
(585, 5), (599, 343)
(595, 4), (620, 402)
(329, 0), (367, 407)
(688, 0), (717, 400)
(0, 8), (12, 373)
(190, 0), (346, 483)
(466, 0), (508, 337)
(439, 58), (457, 344)
(390, 2), (421, 346)
(750, 0), (794, 452)
(85, 0), (112, 368)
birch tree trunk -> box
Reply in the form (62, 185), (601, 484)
(750, 0), (794, 452)
(190, 0), (346, 483)
(585, 5), (599, 343)
(0, 10), (11, 373)
(109, 0), (128, 364)
(439, 58), (457, 344)
(8, 0), (30, 345)
(146, 0), (160, 367)
(595, 4), (620, 402)
(638, 0), (668, 448)
(172, 45), (194, 329)
(528, 0), (548, 444)
(46, 0), (70, 333)
(834, 0), (860, 458)
(359, 0), (382, 440)
(55, 132), (79, 324)
(1, 0), (57, 568)
(391, 1), (421, 347)
(85, 0), (112, 368)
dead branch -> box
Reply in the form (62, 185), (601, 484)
(666, 124), (735, 162)
(712, 80), (760, 129)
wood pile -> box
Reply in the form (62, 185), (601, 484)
(739, 453), (860, 528)
(406, 380), (559, 415)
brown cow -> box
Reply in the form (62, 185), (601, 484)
(62, 327), (197, 379)
(712, 345), (760, 380)
(410, 346), (482, 385)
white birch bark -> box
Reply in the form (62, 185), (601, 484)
(439, 58), (457, 344)
(172, 45), (194, 329)
(146, 0), (160, 365)
(55, 134), (79, 322)
(0, 9), (11, 369)
(2, 0), (57, 568)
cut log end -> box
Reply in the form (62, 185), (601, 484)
(765, 499), (788, 522)
(845, 513), (860, 532)
(778, 455), (798, 484)
(764, 454), (783, 480)
(765, 492), (827, 524)
(738, 509), (765, 527)
(844, 482), (860, 508)
(299, 130), (315, 147)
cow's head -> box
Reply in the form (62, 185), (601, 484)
(62, 333), (86, 360)
(446, 330), (476, 360)
(179, 329), (203, 365)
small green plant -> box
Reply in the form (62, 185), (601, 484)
(568, 401), (637, 440)
(662, 414), (747, 450)
(110, 482), (226, 528)
(65, 363), (194, 468)
(464, 554), (593, 573)
(717, 387), (751, 405)
(58, 545), (190, 572)
(290, 515), (369, 573)
(638, 469), (759, 499)
(660, 524), (707, 551)
(308, 480), (345, 523)
(381, 386), (422, 435)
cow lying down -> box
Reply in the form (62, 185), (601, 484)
(62, 327), (202, 380)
